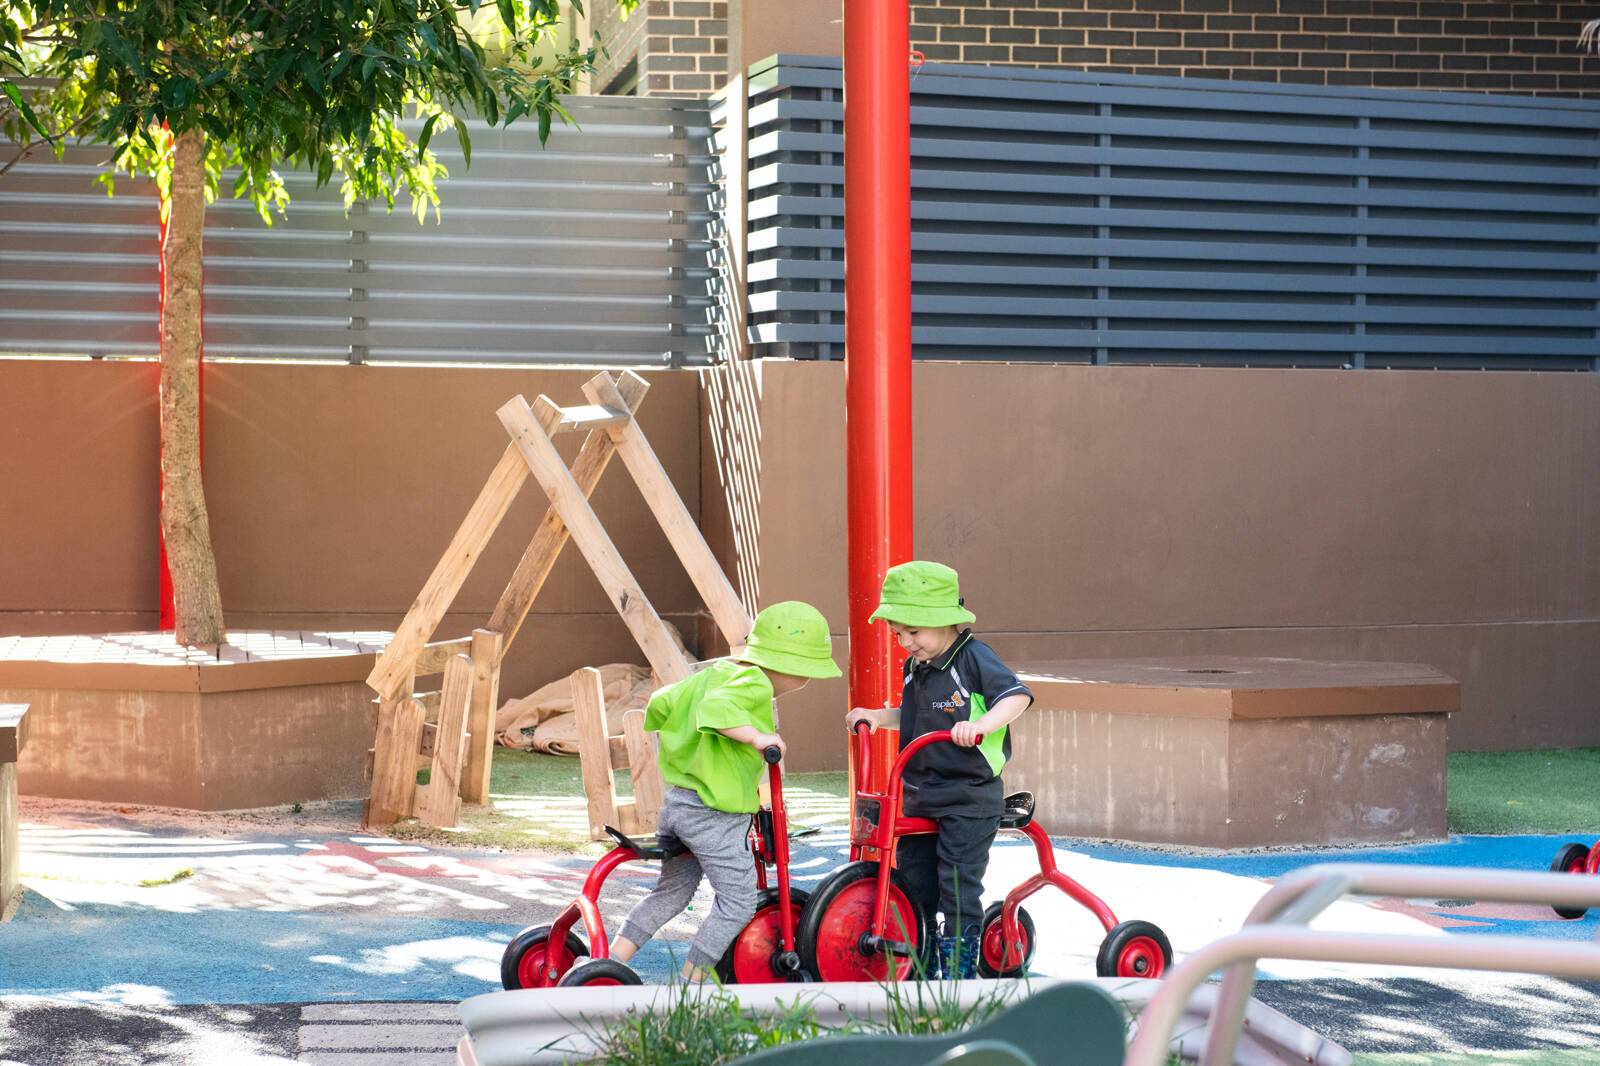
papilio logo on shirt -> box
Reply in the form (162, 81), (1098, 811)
(931, 693), (964, 715)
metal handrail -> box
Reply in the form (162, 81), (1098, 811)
(1124, 863), (1600, 1066)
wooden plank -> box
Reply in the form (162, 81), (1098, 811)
(486, 371), (650, 657)
(571, 667), (618, 841)
(366, 696), (426, 827)
(584, 373), (752, 649)
(419, 653), (473, 828)
(0, 762), (18, 922)
(461, 629), (502, 805)
(622, 708), (664, 831)
(415, 637), (473, 677)
(549, 403), (631, 434)
(615, 799), (647, 838)
(608, 735), (631, 770)
(498, 394), (692, 685)
(367, 445), (529, 700)
(0, 704), (27, 763)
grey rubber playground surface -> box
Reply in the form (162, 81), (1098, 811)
(2, 797), (1597, 1064)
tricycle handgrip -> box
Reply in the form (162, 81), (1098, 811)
(762, 745), (783, 765)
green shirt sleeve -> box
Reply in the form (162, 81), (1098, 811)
(694, 666), (770, 733)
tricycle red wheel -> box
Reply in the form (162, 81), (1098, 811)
(798, 861), (931, 982)
(717, 887), (812, 984)
(1550, 842), (1592, 920)
(1095, 920), (1172, 979)
(501, 923), (589, 990)
(977, 901), (1036, 978)
(556, 959), (641, 987)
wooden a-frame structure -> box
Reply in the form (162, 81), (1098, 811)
(363, 370), (752, 829)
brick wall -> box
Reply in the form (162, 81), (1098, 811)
(592, 0), (729, 95)
(909, 1), (1600, 95)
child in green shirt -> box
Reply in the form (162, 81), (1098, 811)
(611, 600), (841, 980)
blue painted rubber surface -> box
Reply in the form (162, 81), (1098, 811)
(3, 831), (1590, 1005)
(0, 892), (686, 1004)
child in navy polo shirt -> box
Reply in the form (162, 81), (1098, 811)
(846, 560), (1033, 979)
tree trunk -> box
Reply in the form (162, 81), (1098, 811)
(160, 128), (226, 646)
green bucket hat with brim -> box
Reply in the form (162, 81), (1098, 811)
(869, 560), (976, 628)
(736, 600), (843, 679)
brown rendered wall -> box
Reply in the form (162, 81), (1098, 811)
(6, 358), (1597, 775)
(698, 360), (1600, 770)
(0, 360), (706, 704)
(628, 1), (1600, 98)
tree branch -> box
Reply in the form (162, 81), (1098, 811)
(0, 110), (99, 180)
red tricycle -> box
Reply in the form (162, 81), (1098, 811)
(792, 723), (1173, 982)
(1549, 839), (1599, 919)
(500, 744), (810, 988)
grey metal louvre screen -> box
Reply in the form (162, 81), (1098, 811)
(0, 96), (719, 366)
(746, 55), (1600, 370)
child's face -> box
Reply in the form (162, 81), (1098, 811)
(888, 623), (959, 663)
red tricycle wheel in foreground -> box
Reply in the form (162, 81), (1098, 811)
(1549, 842), (1593, 920)
(557, 959), (643, 987)
(977, 902), (1036, 978)
(500, 923), (589, 990)
(717, 888), (811, 984)
(1095, 920), (1173, 979)
(799, 862), (931, 981)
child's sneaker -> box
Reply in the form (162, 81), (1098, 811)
(937, 935), (979, 980)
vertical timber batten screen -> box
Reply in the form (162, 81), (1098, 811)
(746, 55), (1600, 371)
(0, 96), (720, 367)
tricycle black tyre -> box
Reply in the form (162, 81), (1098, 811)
(556, 958), (642, 987)
(976, 901), (1037, 978)
(501, 923), (589, 990)
(797, 861), (934, 982)
(1550, 842), (1592, 920)
(716, 887), (812, 984)
(1095, 920), (1172, 979)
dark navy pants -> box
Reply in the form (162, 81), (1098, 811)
(895, 811), (1000, 939)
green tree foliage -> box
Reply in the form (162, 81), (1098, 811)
(0, 0), (638, 218)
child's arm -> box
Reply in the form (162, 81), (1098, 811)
(845, 705), (901, 732)
(717, 724), (785, 759)
(950, 692), (1030, 747)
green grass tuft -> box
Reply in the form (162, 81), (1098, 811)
(138, 867), (195, 888)
(1447, 748), (1600, 835)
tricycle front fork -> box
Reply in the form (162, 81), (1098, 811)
(856, 725), (1120, 960)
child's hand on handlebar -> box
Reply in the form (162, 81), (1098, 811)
(752, 732), (785, 759)
(950, 720), (984, 748)
(847, 707), (895, 732)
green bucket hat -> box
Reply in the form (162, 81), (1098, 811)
(869, 561), (976, 628)
(737, 601), (843, 679)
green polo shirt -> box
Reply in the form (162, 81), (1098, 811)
(644, 658), (774, 814)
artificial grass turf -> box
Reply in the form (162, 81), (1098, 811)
(1447, 747), (1600, 835)
(397, 745), (1600, 849)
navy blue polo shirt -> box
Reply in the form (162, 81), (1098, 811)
(897, 630), (1033, 817)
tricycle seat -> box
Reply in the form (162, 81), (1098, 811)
(605, 825), (688, 860)
(998, 791), (1034, 830)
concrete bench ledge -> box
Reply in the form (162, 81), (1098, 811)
(0, 633), (390, 810)
(1008, 656), (1458, 848)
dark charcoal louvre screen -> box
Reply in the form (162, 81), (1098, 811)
(744, 55), (1600, 371)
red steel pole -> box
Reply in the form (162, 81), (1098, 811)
(843, 5), (914, 748)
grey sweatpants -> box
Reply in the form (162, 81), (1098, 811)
(617, 786), (757, 969)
